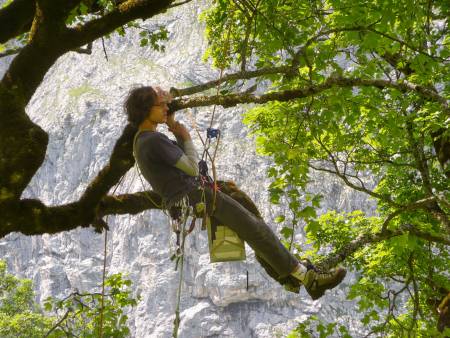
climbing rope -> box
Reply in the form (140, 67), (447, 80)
(171, 197), (191, 338)
(201, 65), (225, 213)
(193, 13), (233, 214)
(98, 172), (127, 338)
(99, 222), (108, 337)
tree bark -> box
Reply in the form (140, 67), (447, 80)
(0, 0), (35, 44)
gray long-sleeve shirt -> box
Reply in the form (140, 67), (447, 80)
(133, 130), (200, 208)
(174, 135), (200, 176)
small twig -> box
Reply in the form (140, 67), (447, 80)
(407, 254), (420, 334)
(400, 223), (450, 246)
(168, 0), (193, 8)
(101, 37), (108, 61)
(367, 27), (447, 61)
(0, 46), (22, 58)
(44, 309), (71, 337)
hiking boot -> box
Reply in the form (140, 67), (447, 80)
(302, 266), (347, 300)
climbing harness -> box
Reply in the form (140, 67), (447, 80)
(168, 196), (191, 268)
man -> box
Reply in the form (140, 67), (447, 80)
(126, 85), (346, 300)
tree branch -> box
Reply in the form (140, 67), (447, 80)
(0, 43), (93, 59)
(240, 11), (255, 72)
(380, 196), (439, 231)
(0, 189), (163, 238)
(170, 76), (449, 113)
(403, 224), (450, 246)
(308, 157), (398, 207)
(0, 0), (35, 44)
(168, 0), (193, 8)
(316, 229), (404, 271)
(316, 224), (450, 271)
(368, 27), (447, 61)
(169, 65), (292, 97)
(78, 124), (136, 209)
(64, 0), (175, 50)
(0, 122), (155, 237)
(0, 46), (22, 58)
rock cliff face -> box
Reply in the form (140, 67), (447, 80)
(0, 1), (373, 337)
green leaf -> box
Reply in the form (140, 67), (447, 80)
(280, 226), (293, 239)
(298, 206), (316, 219)
(275, 215), (285, 223)
(305, 220), (320, 235)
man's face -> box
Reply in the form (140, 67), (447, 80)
(147, 90), (170, 124)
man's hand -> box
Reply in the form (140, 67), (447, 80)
(168, 121), (191, 141)
(166, 113), (176, 129)
(154, 86), (188, 139)
(154, 86), (176, 129)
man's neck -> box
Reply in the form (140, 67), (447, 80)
(138, 119), (157, 132)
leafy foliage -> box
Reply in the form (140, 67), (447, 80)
(3, 0), (170, 57)
(287, 315), (352, 338)
(201, 0), (449, 336)
(0, 260), (54, 337)
(0, 260), (137, 337)
(43, 272), (138, 337)
(139, 26), (169, 51)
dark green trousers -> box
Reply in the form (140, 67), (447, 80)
(186, 186), (299, 280)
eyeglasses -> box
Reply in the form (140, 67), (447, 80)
(153, 102), (169, 107)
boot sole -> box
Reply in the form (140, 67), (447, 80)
(308, 268), (347, 300)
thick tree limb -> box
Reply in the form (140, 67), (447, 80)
(64, 0), (175, 50)
(78, 124), (136, 209)
(0, 43), (93, 59)
(0, 121), (138, 237)
(0, 120), (152, 237)
(98, 191), (162, 216)
(170, 76), (449, 113)
(0, 190), (162, 237)
(0, 0), (35, 44)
